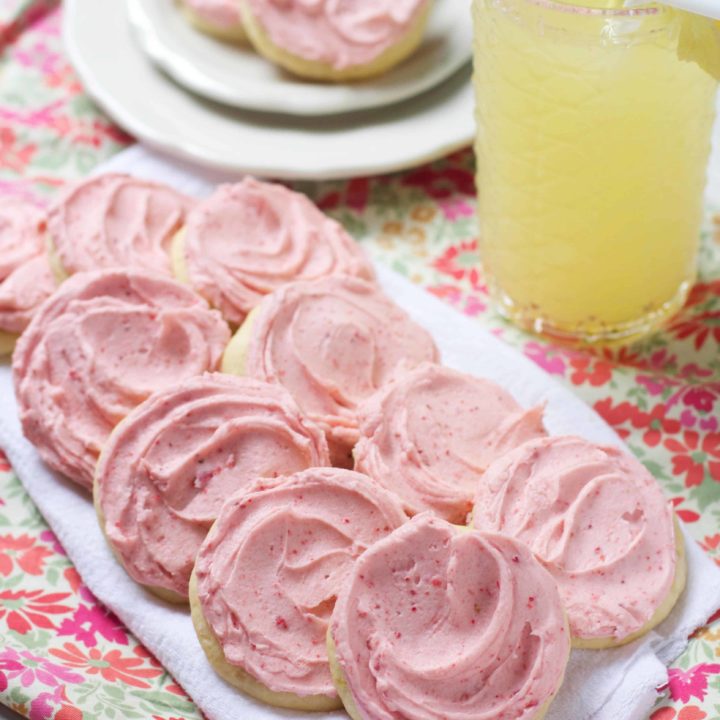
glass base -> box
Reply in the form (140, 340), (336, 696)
(489, 280), (692, 346)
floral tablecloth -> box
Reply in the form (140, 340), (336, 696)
(1, 2), (720, 719)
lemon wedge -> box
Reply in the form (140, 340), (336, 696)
(677, 10), (720, 81)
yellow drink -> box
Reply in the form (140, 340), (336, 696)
(473, 0), (720, 342)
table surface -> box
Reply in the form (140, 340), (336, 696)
(1, 3), (720, 720)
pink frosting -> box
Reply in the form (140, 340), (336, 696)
(97, 373), (329, 598)
(331, 514), (570, 720)
(195, 468), (407, 698)
(244, 276), (439, 464)
(354, 363), (546, 523)
(472, 436), (678, 643)
(47, 173), (193, 277)
(182, 179), (374, 325)
(245, 0), (429, 69)
(0, 200), (56, 335)
(185, 0), (243, 27)
(13, 270), (230, 490)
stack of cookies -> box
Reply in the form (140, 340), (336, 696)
(177, 0), (434, 82)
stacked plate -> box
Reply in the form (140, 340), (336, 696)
(63, 0), (475, 179)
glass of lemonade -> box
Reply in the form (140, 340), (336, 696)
(473, 0), (720, 343)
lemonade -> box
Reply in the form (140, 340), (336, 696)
(473, 0), (720, 342)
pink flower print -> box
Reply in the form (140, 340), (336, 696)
(637, 374), (666, 397)
(437, 197), (474, 221)
(39, 529), (66, 557)
(463, 294), (486, 317)
(682, 386), (719, 414)
(0, 648), (83, 689)
(29, 686), (65, 720)
(56, 604), (128, 648)
(668, 663), (720, 703)
(680, 410), (697, 429)
(524, 342), (567, 376)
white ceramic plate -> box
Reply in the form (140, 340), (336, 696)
(128, 0), (472, 116)
(63, 0), (474, 180)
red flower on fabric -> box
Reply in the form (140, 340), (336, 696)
(669, 311), (720, 350)
(402, 165), (475, 200)
(684, 279), (720, 308)
(0, 127), (37, 174)
(651, 708), (709, 720)
(0, 450), (9, 472)
(316, 177), (370, 212)
(432, 240), (484, 290)
(0, 534), (53, 577)
(0, 590), (72, 634)
(670, 497), (700, 524)
(568, 355), (613, 387)
(664, 432), (720, 486)
(668, 663), (720, 703)
(49, 643), (162, 689)
(593, 399), (680, 446)
(640, 404), (682, 448)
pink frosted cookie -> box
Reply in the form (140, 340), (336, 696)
(180, 0), (247, 42)
(240, 0), (433, 81)
(13, 270), (230, 490)
(329, 514), (570, 720)
(190, 468), (407, 710)
(173, 178), (374, 325)
(472, 435), (686, 647)
(0, 200), (56, 351)
(222, 276), (439, 465)
(354, 363), (546, 523)
(47, 173), (193, 279)
(96, 373), (329, 602)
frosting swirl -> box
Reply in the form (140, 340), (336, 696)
(354, 363), (546, 523)
(0, 199), (56, 335)
(241, 276), (439, 463)
(245, 0), (430, 69)
(181, 178), (374, 325)
(471, 435), (679, 643)
(13, 269), (230, 490)
(48, 173), (192, 277)
(330, 514), (570, 720)
(97, 373), (330, 598)
(194, 468), (407, 699)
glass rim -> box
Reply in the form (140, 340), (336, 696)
(519, 0), (663, 16)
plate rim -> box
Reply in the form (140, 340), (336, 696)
(126, 0), (472, 117)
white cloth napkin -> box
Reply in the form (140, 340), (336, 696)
(1, 147), (719, 720)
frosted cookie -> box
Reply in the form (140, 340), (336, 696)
(13, 270), (229, 490)
(240, 0), (432, 81)
(172, 178), (374, 326)
(47, 174), (193, 281)
(471, 435), (686, 648)
(354, 363), (546, 523)
(180, 0), (247, 42)
(329, 514), (570, 720)
(190, 468), (407, 709)
(221, 276), (439, 465)
(0, 200), (56, 355)
(95, 373), (329, 602)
